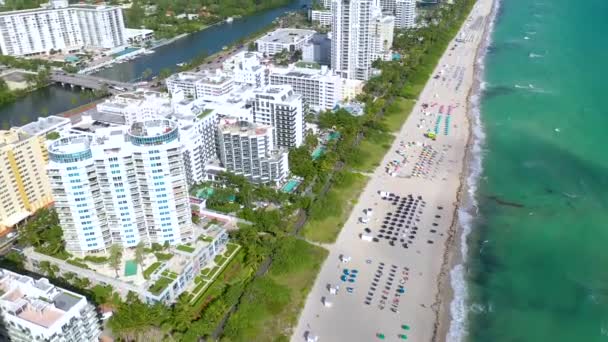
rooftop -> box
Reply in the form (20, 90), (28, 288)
(0, 268), (85, 330)
(20, 116), (70, 137)
(48, 135), (92, 155)
(219, 118), (270, 136)
(257, 28), (316, 45)
(128, 119), (177, 138)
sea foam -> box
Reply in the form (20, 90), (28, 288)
(446, 0), (501, 341)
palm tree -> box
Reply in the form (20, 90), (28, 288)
(134, 242), (145, 271)
(108, 244), (123, 278)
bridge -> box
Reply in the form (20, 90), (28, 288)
(50, 72), (136, 94)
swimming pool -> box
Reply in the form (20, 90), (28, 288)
(282, 179), (301, 193)
(311, 146), (326, 160)
(124, 260), (138, 276)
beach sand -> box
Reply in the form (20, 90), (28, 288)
(291, 0), (496, 341)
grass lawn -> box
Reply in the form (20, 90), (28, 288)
(176, 244), (195, 253)
(221, 239), (328, 341)
(382, 98), (415, 133)
(148, 276), (173, 295)
(302, 172), (369, 243)
(351, 129), (395, 172)
(143, 262), (161, 280)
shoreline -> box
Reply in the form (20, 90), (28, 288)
(438, 0), (500, 341)
(291, 0), (496, 340)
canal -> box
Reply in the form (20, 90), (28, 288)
(0, 0), (308, 127)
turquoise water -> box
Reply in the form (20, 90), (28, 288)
(311, 146), (326, 160)
(281, 179), (300, 193)
(124, 260), (138, 276)
(459, 0), (608, 341)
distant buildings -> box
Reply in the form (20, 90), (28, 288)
(269, 64), (343, 111)
(252, 85), (304, 148)
(222, 51), (269, 88)
(0, 268), (101, 342)
(95, 90), (172, 126)
(0, 0), (126, 57)
(47, 119), (193, 255)
(217, 119), (289, 185)
(310, 9), (332, 27)
(395, 0), (416, 29)
(302, 33), (331, 66)
(255, 28), (316, 56)
(166, 70), (234, 100)
(0, 128), (53, 233)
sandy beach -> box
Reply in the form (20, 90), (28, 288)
(291, 0), (496, 341)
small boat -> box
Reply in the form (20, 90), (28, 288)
(222, 46), (228, 50)
(144, 50), (155, 55)
(226, 17), (234, 23)
(176, 62), (186, 67)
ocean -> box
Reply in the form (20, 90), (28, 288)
(449, 0), (608, 341)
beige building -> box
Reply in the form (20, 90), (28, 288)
(0, 129), (53, 233)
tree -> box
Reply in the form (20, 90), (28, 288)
(141, 68), (153, 80)
(134, 242), (145, 271)
(159, 68), (172, 80)
(108, 244), (123, 277)
(247, 42), (256, 51)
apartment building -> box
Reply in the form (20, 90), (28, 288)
(217, 118), (289, 185)
(0, 128), (53, 232)
(373, 15), (395, 52)
(0, 0), (126, 56)
(302, 33), (331, 66)
(252, 85), (304, 149)
(255, 28), (316, 56)
(46, 119), (193, 255)
(0, 268), (101, 342)
(269, 64), (341, 111)
(165, 70), (234, 100)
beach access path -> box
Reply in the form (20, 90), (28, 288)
(291, 0), (495, 341)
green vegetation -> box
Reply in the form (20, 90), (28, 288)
(197, 108), (213, 119)
(303, 171), (369, 243)
(45, 131), (61, 140)
(83, 255), (108, 264)
(149, 276), (173, 295)
(162, 270), (179, 280)
(125, 0), (292, 39)
(214, 254), (227, 266)
(198, 236), (214, 243)
(66, 259), (90, 269)
(222, 238), (327, 340)
(19, 208), (71, 260)
(108, 244), (123, 277)
(351, 129), (395, 172)
(176, 244), (195, 253)
(0, 0), (46, 11)
(154, 252), (173, 261)
(143, 262), (162, 280)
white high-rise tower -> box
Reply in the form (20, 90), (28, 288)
(395, 0), (416, 29)
(331, 0), (379, 81)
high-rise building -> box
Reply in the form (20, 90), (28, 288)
(252, 85), (304, 149)
(47, 119), (193, 255)
(373, 15), (395, 52)
(310, 9), (332, 27)
(0, 0), (126, 57)
(395, 0), (416, 29)
(0, 268), (101, 342)
(379, 0), (396, 14)
(217, 119), (289, 185)
(0, 129), (53, 233)
(331, 0), (378, 80)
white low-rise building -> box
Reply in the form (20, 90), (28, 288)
(222, 51), (269, 88)
(255, 28), (316, 56)
(0, 0), (126, 56)
(269, 64), (342, 111)
(0, 268), (101, 342)
(310, 9), (332, 27)
(95, 90), (172, 126)
(166, 70), (234, 100)
(124, 28), (154, 45)
(217, 118), (289, 185)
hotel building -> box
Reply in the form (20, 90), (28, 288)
(255, 28), (316, 56)
(0, 268), (101, 342)
(269, 64), (341, 111)
(165, 70), (234, 100)
(217, 119), (289, 185)
(0, 0), (126, 57)
(395, 0), (416, 29)
(46, 119), (193, 255)
(252, 85), (304, 149)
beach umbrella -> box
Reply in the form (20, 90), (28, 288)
(377, 333), (385, 339)
(399, 334), (408, 340)
(402, 325), (410, 330)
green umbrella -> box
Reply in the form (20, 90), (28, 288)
(377, 333), (385, 339)
(401, 325), (410, 330)
(399, 334), (408, 340)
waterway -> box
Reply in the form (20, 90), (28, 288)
(0, 0), (308, 127)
